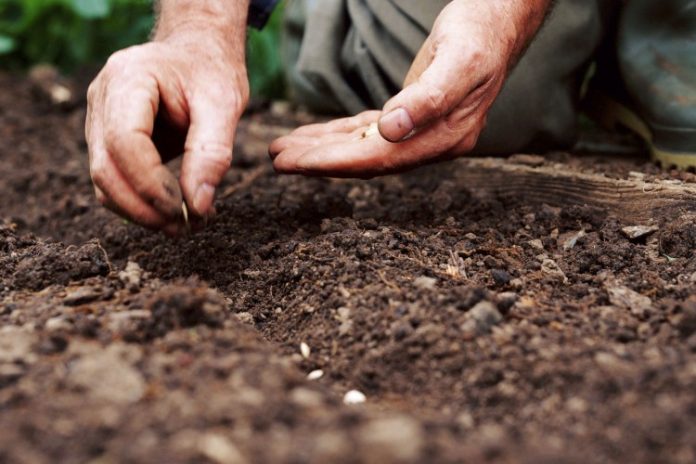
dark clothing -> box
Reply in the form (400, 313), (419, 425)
(249, 0), (280, 28)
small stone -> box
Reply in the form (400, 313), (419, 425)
(606, 284), (652, 317)
(413, 276), (437, 290)
(490, 269), (511, 286)
(527, 239), (544, 251)
(234, 312), (255, 325)
(45, 316), (72, 331)
(63, 287), (101, 306)
(343, 389), (367, 405)
(541, 259), (568, 284)
(358, 416), (423, 462)
(621, 225), (659, 240)
(0, 327), (36, 365)
(118, 261), (143, 291)
(198, 433), (246, 464)
(465, 301), (503, 334)
(68, 344), (145, 405)
(290, 387), (325, 408)
(483, 256), (504, 269)
(300, 342), (311, 359)
(307, 369), (324, 380)
(496, 292), (519, 314)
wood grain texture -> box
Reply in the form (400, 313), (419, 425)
(456, 157), (696, 222)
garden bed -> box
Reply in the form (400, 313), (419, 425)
(1, 71), (695, 463)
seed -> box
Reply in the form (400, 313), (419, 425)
(181, 202), (191, 232)
(343, 389), (367, 405)
(361, 122), (379, 139)
(307, 369), (324, 380)
(300, 342), (311, 359)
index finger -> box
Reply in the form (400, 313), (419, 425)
(103, 72), (183, 219)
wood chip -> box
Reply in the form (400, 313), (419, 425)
(621, 225), (659, 240)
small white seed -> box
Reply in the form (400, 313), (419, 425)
(300, 342), (311, 359)
(181, 201), (189, 226)
(361, 122), (379, 139)
(307, 369), (324, 380)
(343, 389), (367, 405)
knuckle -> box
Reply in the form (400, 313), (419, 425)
(423, 84), (450, 117)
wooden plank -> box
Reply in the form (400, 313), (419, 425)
(455, 157), (696, 222)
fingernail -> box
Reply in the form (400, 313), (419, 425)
(378, 108), (415, 142)
(193, 183), (215, 215)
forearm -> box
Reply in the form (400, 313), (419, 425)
(498, 0), (554, 64)
(153, 0), (250, 43)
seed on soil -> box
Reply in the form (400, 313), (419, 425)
(343, 389), (367, 405)
(300, 342), (311, 359)
(307, 369), (324, 380)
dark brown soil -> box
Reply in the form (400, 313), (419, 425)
(1, 71), (695, 464)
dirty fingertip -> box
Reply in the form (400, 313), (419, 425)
(192, 182), (215, 216)
(152, 166), (184, 217)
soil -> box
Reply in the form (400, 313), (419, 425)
(1, 70), (695, 464)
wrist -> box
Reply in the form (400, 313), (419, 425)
(153, 0), (250, 43)
(500, 0), (553, 58)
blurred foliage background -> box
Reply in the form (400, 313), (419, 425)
(0, 0), (286, 98)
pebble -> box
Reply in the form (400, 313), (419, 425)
(621, 225), (659, 240)
(63, 287), (101, 306)
(0, 327), (37, 365)
(45, 316), (72, 332)
(490, 269), (511, 286)
(300, 342), (311, 359)
(118, 261), (143, 291)
(343, 389), (367, 405)
(606, 284), (653, 317)
(413, 276), (437, 290)
(358, 416), (424, 463)
(68, 344), (145, 405)
(307, 369), (324, 380)
(527, 239), (544, 251)
(289, 387), (325, 408)
(198, 433), (246, 464)
(234, 312), (255, 325)
(541, 259), (568, 284)
(465, 301), (503, 334)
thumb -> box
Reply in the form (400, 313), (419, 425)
(378, 47), (469, 143)
(180, 90), (243, 216)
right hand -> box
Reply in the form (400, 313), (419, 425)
(86, 29), (249, 235)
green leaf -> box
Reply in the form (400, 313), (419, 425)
(69, 0), (111, 19)
(0, 35), (15, 54)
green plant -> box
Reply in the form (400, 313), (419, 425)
(0, 0), (154, 71)
(0, 0), (286, 98)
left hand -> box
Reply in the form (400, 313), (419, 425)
(269, 0), (551, 177)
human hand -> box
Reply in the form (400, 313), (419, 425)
(86, 2), (249, 235)
(270, 0), (551, 177)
